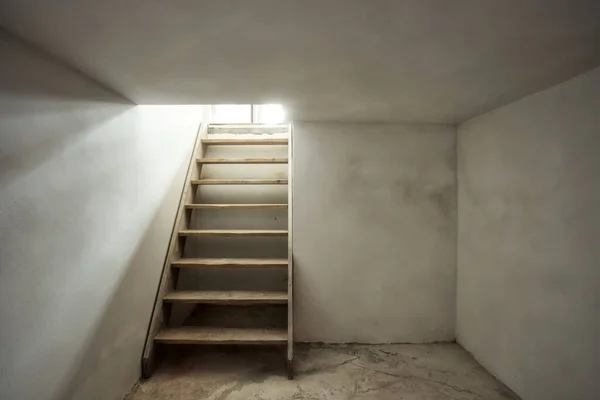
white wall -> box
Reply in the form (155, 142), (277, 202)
(457, 67), (600, 400)
(0, 31), (203, 400)
(293, 122), (456, 343)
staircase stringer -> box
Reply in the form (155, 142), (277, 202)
(141, 115), (210, 378)
(287, 123), (294, 379)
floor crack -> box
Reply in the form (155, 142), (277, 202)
(349, 360), (484, 399)
(301, 356), (360, 375)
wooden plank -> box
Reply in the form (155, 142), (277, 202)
(142, 109), (210, 378)
(178, 229), (288, 237)
(287, 123), (294, 379)
(208, 124), (288, 135)
(191, 179), (288, 185)
(202, 138), (288, 145)
(208, 123), (287, 126)
(197, 158), (288, 164)
(184, 204), (287, 210)
(155, 327), (287, 345)
(172, 258), (288, 268)
(163, 290), (288, 304)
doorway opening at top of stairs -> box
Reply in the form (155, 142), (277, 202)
(210, 104), (286, 124)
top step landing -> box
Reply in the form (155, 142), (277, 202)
(208, 123), (289, 135)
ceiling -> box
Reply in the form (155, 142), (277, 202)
(1, 0), (599, 123)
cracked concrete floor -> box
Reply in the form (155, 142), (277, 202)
(126, 344), (519, 400)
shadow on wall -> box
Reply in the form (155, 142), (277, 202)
(55, 176), (185, 400)
(0, 30), (201, 400)
(1, 109), (196, 400)
(0, 30), (133, 189)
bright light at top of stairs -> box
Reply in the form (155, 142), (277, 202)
(210, 104), (286, 124)
(259, 104), (285, 123)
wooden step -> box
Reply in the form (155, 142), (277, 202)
(208, 123), (287, 126)
(197, 158), (288, 164)
(155, 327), (287, 345)
(202, 138), (288, 146)
(163, 290), (287, 304)
(171, 258), (288, 268)
(208, 124), (289, 135)
(191, 179), (287, 185)
(184, 204), (287, 210)
(178, 229), (288, 237)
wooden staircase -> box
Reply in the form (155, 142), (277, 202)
(142, 123), (294, 379)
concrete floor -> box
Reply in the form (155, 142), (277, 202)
(126, 344), (519, 400)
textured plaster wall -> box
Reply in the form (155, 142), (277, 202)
(293, 122), (457, 343)
(457, 67), (600, 400)
(0, 31), (203, 400)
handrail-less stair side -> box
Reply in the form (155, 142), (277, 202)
(141, 121), (294, 379)
(287, 123), (294, 379)
(141, 118), (209, 377)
